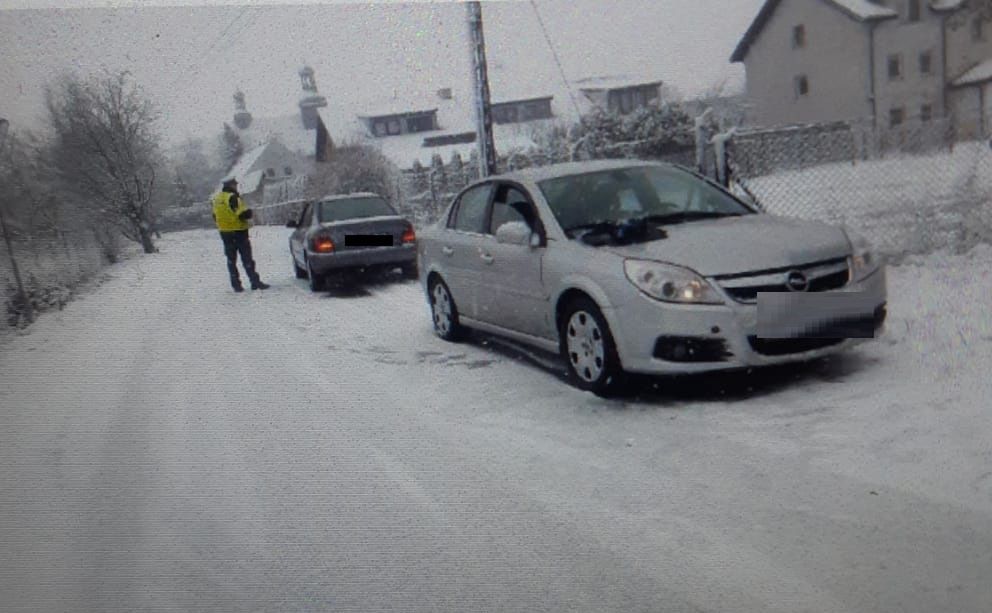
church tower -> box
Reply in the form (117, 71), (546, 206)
(298, 65), (328, 130)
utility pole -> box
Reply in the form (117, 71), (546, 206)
(467, 1), (497, 178)
(0, 117), (33, 324)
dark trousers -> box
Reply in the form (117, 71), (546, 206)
(220, 230), (260, 289)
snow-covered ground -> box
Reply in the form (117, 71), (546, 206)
(1, 226), (990, 612)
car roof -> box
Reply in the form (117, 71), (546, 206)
(318, 192), (383, 202)
(495, 159), (672, 184)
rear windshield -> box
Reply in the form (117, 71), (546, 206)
(318, 197), (396, 223)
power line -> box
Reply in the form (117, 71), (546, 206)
(529, 0), (582, 119)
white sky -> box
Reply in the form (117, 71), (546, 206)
(0, 0), (763, 146)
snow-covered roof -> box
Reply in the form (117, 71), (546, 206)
(731, 0), (898, 63)
(929, 0), (966, 11)
(234, 114), (316, 157)
(223, 142), (271, 192)
(951, 57), (992, 87)
(573, 75), (663, 92)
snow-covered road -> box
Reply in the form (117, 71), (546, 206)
(1, 227), (990, 613)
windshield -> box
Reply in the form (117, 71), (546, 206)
(537, 165), (754, 235)
(318, 197), (396, 223)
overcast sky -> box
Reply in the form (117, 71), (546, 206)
(0, 0), (764, 147)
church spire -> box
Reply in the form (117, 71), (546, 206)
(233, 89), (253, 130)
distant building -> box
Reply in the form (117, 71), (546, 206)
(225, 140), (308, 206)
(730, 0), (992, 137)
(573, 75), (664, 115)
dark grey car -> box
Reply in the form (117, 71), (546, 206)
(287, 193), (418, 291)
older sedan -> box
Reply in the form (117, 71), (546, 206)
(288, 193), (418, 291)
(417, 160), (887, 396)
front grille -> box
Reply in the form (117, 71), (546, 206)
(747, 337), (844, 356)
(715, 258), (850, 303)
(653, 336), (732, 362)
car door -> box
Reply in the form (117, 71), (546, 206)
(476, 182), (550, 339)
(436, 182), (493, 321)
(289, 202), (313, 267)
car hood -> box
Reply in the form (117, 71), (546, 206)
(602, 214), (852, 276)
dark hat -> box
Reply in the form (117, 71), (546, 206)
(222, 177), (238, 188)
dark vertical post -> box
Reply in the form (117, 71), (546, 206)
(0, 118), (33, 323)
(467, 1), (497, 177)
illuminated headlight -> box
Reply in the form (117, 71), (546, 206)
(623, 259), (724, 305)
(845, 229), (880, 282)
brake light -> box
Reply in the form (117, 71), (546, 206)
(312, 236), (335, 253)
(402, 225), (416, 244)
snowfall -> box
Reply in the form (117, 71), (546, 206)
(0, 226), (990, 613)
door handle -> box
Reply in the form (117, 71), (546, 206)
(480, 253), (494, 264)
(442, 246), (454, 256)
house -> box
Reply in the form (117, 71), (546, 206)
(224, 140), (308, 206)
(221, 66), (336, 202)
(315, 86), (562, 172)
(730, 0), (992, 136)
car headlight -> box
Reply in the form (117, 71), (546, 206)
(623, 259), (724, 305)
(845, 229), (880, 282)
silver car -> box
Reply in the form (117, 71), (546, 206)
(418, 160), (887, 395)
(288, 193), (418, 291)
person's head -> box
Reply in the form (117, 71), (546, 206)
(222, 177), (238, 192)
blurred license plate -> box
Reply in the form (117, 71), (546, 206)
(756, 292), (876, 339)
(345, 234), (393, 247)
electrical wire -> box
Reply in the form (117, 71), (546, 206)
(529, 0), (582, 119)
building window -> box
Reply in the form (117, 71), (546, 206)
(266, 168), (275, 178)
(890, 107), (905, 127)
(888, 54), (903, 80)
(793, 24), (806, 48)
(406, 113), (436, 133)
(908, 0), (921, 22)
(920, 104), (932, 122)
(919, 50), (932, 75)
(387, 119), (401, 135)
(972, 18), (985, 42)
(284, 166), (293, 176)
(373, 121), (387, 137)
(794, 75), (810, 98)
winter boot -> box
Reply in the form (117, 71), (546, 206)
(251, 281), (270, 290)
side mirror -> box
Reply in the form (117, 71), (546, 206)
(495, 221), (534, 246)
(286, 219), (298, 228)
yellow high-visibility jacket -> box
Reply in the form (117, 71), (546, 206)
(212, 191), (251, 232)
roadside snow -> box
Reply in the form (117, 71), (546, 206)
(1, 226), (990, 612)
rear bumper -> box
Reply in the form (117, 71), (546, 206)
(308, 244), (416, 274)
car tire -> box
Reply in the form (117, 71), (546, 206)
(306, 256), (325, 292)
(429, 277), (466, 342)
(294, 256), (307, 279)
(559, 297), (626, 397)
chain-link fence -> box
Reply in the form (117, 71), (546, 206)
(725, 113), (992, 260)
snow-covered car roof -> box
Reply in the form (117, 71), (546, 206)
(318, 192), (383, 202)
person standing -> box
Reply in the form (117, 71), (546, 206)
(211, 177), (269, 292)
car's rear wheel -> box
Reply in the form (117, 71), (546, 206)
(429, 277), (466, 341)
(559, 297), (625, 396)
(293, 255), (307, 279)
(306, 256), (325, 292)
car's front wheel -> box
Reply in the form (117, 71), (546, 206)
(429, 277), (466, 341)
(306, 256), (325, 292)
(559, 297), (625, 396)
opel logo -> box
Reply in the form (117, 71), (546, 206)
(785, 270), (810, 292)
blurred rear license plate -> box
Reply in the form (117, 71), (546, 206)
(345, 234), (393, 247)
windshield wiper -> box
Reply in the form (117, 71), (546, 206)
(563, 219), (619, 238)
(637, 211), (743, 226)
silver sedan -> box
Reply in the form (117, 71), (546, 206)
(417, 160), (887, 396)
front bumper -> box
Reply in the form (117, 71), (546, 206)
(308, 243), (416, 274)
(610, 266), (887, 375)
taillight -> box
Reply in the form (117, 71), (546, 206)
(312, 235), (335, 253)
(402, 225), (416, 244)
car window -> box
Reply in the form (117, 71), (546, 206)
(489, 185), (533, 233)
(451, 184), (492, 234)
(318, 197), (396, 223)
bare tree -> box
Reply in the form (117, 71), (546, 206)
(45, 70), (163, 254)
(305, 141), (400, 204)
